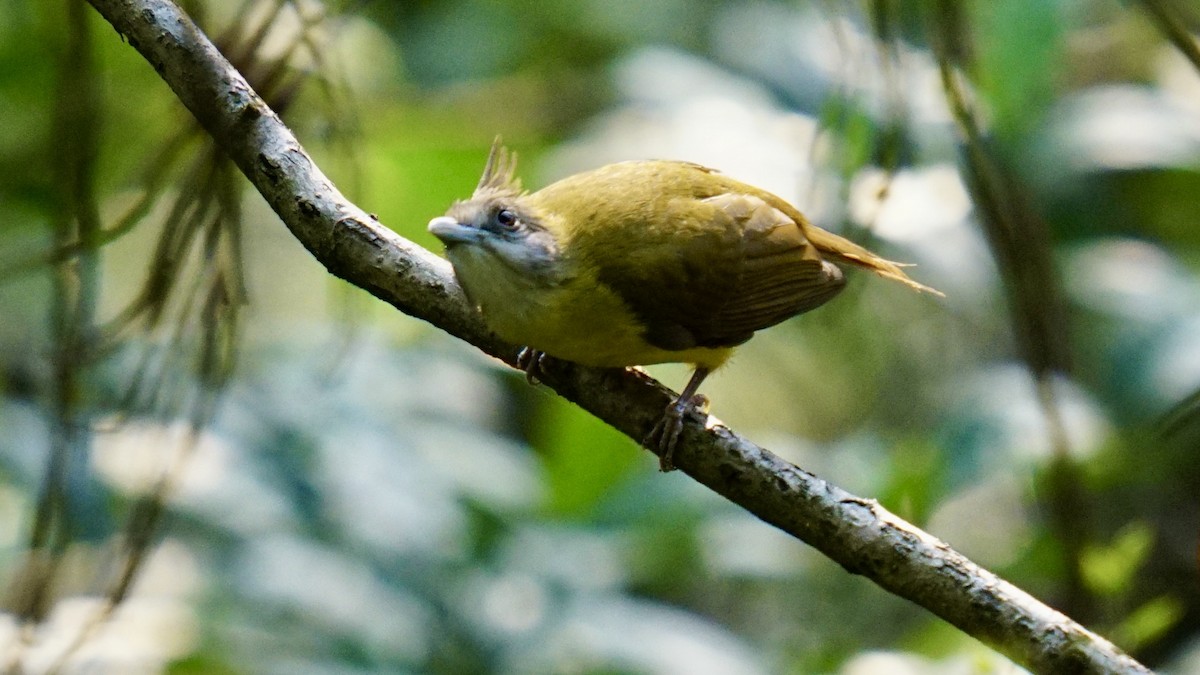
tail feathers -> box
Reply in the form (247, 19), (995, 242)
(807, 227), (945, 297)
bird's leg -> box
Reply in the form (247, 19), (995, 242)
(516, 347), (547, 385)
(646, 367), (711, 472)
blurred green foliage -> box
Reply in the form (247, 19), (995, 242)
(2, 0), (1200, 673)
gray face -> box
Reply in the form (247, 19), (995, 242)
(428, 191), (564, 294)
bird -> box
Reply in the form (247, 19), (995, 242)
(429, 139), (941, 471)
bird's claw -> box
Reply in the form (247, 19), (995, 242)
(645, 393), (709, 472)
(646, 410), (683, 472)
(516, 347), (547, 385)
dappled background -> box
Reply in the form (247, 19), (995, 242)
(2, 0), (1200, 672)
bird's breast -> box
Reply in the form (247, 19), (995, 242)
(455, 252), (731, 370)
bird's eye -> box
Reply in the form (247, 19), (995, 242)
(495, 209), (518, 229)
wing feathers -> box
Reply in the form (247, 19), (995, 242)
(598, 193), (846, 351)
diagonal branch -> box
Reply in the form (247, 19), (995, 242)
(82, 0), (1149, 672)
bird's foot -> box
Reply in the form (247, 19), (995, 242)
(516, 347), (547, 385)
(645, 393), (710, 472)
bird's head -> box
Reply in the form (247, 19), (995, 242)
(428, 141), (565, 298)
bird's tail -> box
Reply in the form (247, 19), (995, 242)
(807, 226), (945, 297)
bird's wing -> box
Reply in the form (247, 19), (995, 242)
(595, 192), (846, 352)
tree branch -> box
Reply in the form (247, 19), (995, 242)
(83, 1), (1150, 672)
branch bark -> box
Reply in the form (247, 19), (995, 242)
(83, 1), (1150, 673)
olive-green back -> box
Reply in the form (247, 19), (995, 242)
(528, 161), (846, 352)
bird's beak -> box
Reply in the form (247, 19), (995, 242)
(428, 216), (479, 247)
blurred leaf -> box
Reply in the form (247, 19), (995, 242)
(976, 0), (1064, 141)
(1113, 595), (1186, 652)
(535, 395), (641, 518)
(1113, 168), (1200, 250)
(1080, 521), (1154, 596)
(1160, 385), (1200, 439)
(819, 96), (876, 182)
(878, 435), (945, 525)
(167, 653), (240, 675)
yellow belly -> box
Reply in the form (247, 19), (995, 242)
(493, 284), (731, 369)
(457, 257), (731, 370)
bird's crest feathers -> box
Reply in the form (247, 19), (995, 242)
(475, 136), (523, 197)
